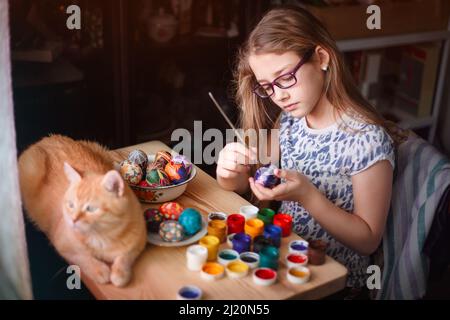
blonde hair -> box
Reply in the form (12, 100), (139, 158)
(233, 6), (407, 145)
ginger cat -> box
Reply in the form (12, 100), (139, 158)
(18, 135), (147, 287)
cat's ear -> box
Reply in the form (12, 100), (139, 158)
(101, 170), (124, 197)
(64, 162), (81, 184)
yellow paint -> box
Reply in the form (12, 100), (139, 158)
(199, 235), (220, 261)
(227, 261), (249, 273)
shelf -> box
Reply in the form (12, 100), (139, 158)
(337, 30), (450, 52)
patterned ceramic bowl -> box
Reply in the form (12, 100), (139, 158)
(119, 154), (197, 203)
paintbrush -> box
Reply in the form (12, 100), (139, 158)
(208, 92), (246, 145)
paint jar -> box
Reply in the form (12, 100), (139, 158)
(244, 218), (264, 240)
(239, 205), (259, 220)
(287, 266), (311, 284)
(253, 235), (273, 254)
(285, 253), (308, 269)
(177, 285), (203, 300)
(289, 240), (309, 255)
(231, 232), (251, 253)
(263, 224), (282, 248)
(259, 245), (280, 270)
(217, 249), (239, 266)
(201, 262), (224, 281)
(239, 252), (260, 269)
(227, 233), (236, 247)
(207, 220), (227, 243)
(308, 240), (328, 265)
(208, 212), (227, 222)
(273, 213), (293, 237)
(226, 261), (249, 279)
(257, 208), (275, 225)
(186, 244), (208, 271)
(227, 214), (245, 234)
(253, 268), (277, 286)
(199, 235), (220, 261)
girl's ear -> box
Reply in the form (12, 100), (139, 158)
(314, 46), (330, 71)
(101, 170), (124, 197)
(64, 162), (81, 184)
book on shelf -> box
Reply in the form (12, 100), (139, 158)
(346, 50), (383, 105)
(393, 42), (441, 118)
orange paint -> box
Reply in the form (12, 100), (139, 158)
(202, 262), (224, 275)
(289, 269), (309, 278)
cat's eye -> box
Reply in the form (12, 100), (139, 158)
(85, 205), (98, 213)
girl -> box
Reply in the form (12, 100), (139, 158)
(217, 6), (406, 296)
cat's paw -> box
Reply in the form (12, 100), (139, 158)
(92, 263), (111, 285)
(110, 268), (131, 287)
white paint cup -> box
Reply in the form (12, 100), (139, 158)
(186, 244), (208, 271)
(239, 205), (259, 220)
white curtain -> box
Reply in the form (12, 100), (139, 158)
(0, 0), (33, 300)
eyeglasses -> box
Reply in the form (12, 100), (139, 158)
(252, 49), (314, 99)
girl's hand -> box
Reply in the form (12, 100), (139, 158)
(249, 168), (312, 202)
(217, 142), (257, 180)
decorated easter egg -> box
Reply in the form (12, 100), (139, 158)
(165, 160), (189, 184)
(172, 155), (193, 176)
(128, 149), (148, 171)
(144, 208), (165, 233)
(159, 220), (185, 242)
(179, 208), (202, 236)
(159, 202), (184, 220)
(119, 160), (143, 185)
(254, 164), (280, 189)
(138, 180), (151, 188)
(146, 166), (171, 187)
(154, 150), (172, 169)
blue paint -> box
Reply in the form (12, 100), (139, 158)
(179, 287), (201, 299)
(232, 232), (251, 253)
(291, 243), (307, 251)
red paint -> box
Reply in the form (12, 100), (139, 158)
(227, 214), (245, 234)
(273, 213), (293, 237)
(287, 254), (307, 264)
(255, 269), (276, 280)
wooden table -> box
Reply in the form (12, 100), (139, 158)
(84, 141), (347, 300)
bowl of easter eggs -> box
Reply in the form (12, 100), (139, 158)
(118, 149), (196, 203)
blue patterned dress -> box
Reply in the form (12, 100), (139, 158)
(279, 111), (395, 288)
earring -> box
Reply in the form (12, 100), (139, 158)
(322, 65), (329, 71)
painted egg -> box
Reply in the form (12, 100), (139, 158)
(144, 208), (165, 233)
(172, 155), (193, 176)
(179, 208), (202, 236)
(146, 167), (171, 187)
(165, 160), (188, 184)
(128, 149), (148, 171)
(154, 150), (172, 169)
(119, 160), (143, 185)
(138, 180), (151, 188)
(159, 220), (185, 242)
(254, 164), (280, 189)
(159, 202), (184, 220)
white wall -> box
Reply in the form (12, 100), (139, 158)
(0, 0), (33, 299)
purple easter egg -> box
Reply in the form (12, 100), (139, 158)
(172, 155), (193, 176)
(254, 164), (280, 189)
